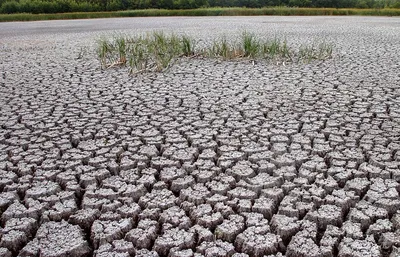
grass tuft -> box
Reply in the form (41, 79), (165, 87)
(242, 32), (260, 58)
(97, 31), (335, 74)
(181, 35), (195, 57)
(298, 41), (334, 63)
(210, 37), (237, 59)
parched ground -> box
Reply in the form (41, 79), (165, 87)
(0, 16), (399, 257)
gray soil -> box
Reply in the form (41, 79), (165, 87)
(0, 16), (400, 257)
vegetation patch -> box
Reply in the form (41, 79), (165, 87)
(1, 7), (400, 22)
(97, 31), (334, 74)
(1, 0), (400, 15)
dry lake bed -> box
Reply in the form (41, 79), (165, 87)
(0, 16), (400, 257)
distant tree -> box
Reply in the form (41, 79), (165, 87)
(106, 0), (122, 11)
(335, 0), (357, 8)
(264, 0), (281, 6)
(289, 0), (312, 7)
(159, 0), (174, 9)
(57, 0), (72, 12)
(393, 0), (400, 7)
(312, 0), (332, 7)
(0, 1), (18, 13)
(355, 0), (375, 8)
(120, 0), (134, 9)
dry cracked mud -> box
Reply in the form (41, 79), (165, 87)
(0, 16), (399, 257)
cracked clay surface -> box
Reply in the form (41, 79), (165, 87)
(0, 16), (399, 256)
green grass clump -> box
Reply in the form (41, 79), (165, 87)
(98, 32), (199, 73)
(98, 31), (334, 74)
(262, 39), (292, 60)
(181, 35), (195, 57)
(242, 32), (260, 58)
(207, 33), (293, 61)
(210, 37), (237, 59)
(298, 41), (333, 63)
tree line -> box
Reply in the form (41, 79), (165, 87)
(1, 0), (399, 14)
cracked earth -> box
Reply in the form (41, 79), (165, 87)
(0, 16), (399, 257)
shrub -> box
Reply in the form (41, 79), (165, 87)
(70, 2), (101, 12)
(106, 0), (123, 11)
(57, 0), (72, 13)
(1, 1), (18, 14)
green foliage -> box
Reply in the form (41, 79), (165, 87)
(150, 32), (181, 70)
(242, 32), (260, 58)
(98, 37), (115, 67)
(97, 31), (335, 75)
(1, 0), (400, 14)
(116, 36), (127, 64)
(1, 1), (18, 14)
(289, 0), (312, 7)
(210, 37), (235, 59)
(99, 32), (193, 73)
(0, 0), (104, 14)
(106, 0), (123, 11)
(1, 6), (400, 19)
(298, 41), (333, 63)
(128, 36), (149, 72)
(181, 35), (195, 56)
(262, 38), (280, 57)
